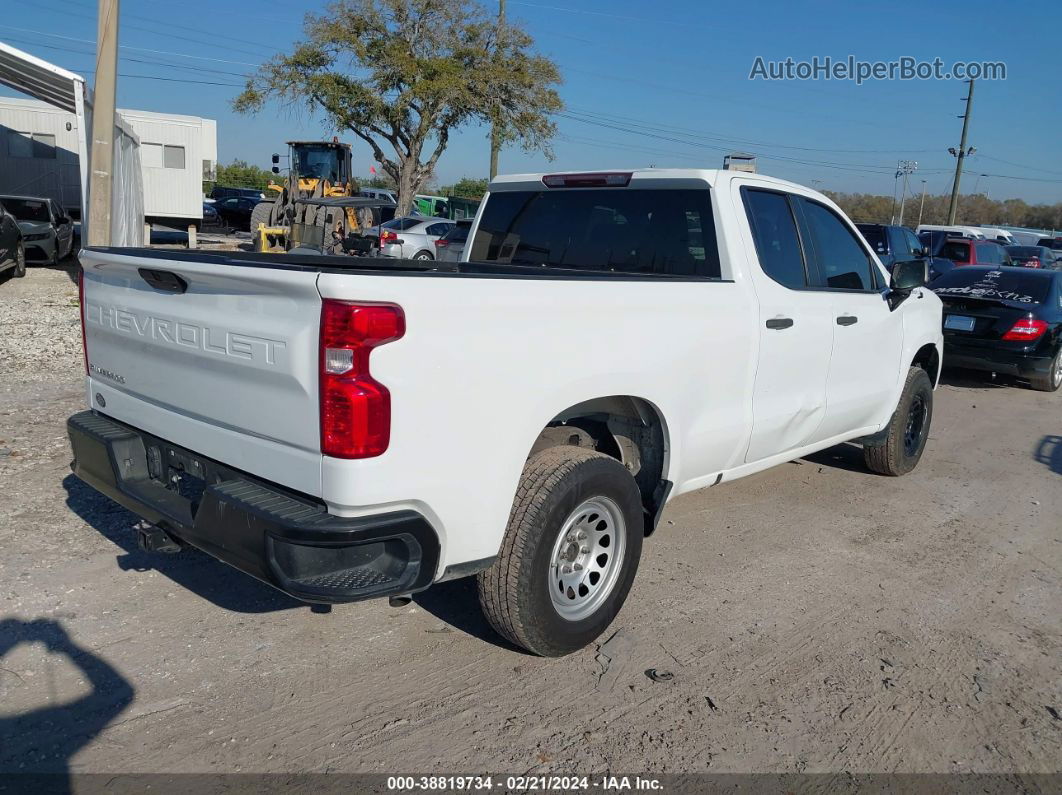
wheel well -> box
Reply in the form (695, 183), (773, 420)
(529, 396), (670, 536)
(912, 343), (940, 386)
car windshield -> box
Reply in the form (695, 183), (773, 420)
(856, 225), (887, 252)
(382, 217), (422, 231)
(931, 268), (1052, 304)
(1006, 247), (1045, 259)
(2, 198), (50, 222)
(1037, 238), (1062, 251)
(939, 241), (970, 261)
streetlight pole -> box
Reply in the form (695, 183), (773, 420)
(917, 180), (928, 227)
(946, 78), (975, 225)
(896, 160), (917, 226)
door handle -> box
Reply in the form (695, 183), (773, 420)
(765, 317), (794, 330)
(836, 315), (858, 326)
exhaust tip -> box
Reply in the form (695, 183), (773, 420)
(388, 594), (413, 608)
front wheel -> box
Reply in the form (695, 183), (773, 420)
(863, 367), (933, 476)
(478, 446), (644, 657)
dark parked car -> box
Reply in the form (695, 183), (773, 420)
(434, 218), (472, 262)
(932, 266), (1062, 391)
(212, 196), (261, 231)
(1036, 237), (1062, 264)
(1005, 245), (1056, 269)
(202, 202), (221, 227)
(0, 195), (74, 265)
(856, 223), (954, 280)
(0, 200), (26, 279)
(935, 237), (1013, 268)
(209, 186), (266, 201)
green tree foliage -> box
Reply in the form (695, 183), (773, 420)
(445, 176), (489, 198)
(233, 0), (563, 215)
(824, 190), (1062, 230)
(211, 160), (276, 190)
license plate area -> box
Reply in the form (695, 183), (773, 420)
(945, 314), (976, 332)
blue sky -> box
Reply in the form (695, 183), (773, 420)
(3, 0), (1061, 202)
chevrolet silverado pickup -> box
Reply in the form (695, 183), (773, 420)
(69, 169), (943, 656)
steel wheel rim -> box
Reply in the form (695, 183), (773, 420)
(904, 394), (927, 456)
(548, 496), (627, 622)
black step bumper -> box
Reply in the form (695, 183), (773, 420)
(67, 411), (439, 603)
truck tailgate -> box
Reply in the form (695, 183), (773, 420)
(80, 249), (323, 494)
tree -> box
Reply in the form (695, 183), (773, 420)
(447, 176), (489, 198)
(212, 160), (276, 190)
(233, 0), (563, 215)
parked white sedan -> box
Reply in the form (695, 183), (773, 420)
(378, 216), (455, 260)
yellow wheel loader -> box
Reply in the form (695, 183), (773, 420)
(251, 139), (383, 254)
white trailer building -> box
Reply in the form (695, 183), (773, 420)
(0, 95), (216, 225)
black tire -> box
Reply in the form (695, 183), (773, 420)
(13, 241), (26, 277)
(413, 250), (433, 260)
(863, 367), (933, 476)
(48, 234), (60, 266)
(1029, 349), (1062, 392)
(249, 201), (274, 246)
(478, 446), (644, 657)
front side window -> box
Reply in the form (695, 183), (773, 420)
(801, 200), (875, 290)
(472, 188), (720, 277)
(743, 189), (806, 289)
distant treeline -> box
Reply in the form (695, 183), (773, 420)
(825, 190), (1062, 231)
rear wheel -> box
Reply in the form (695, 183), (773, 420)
(1029, 349), (1062, 392)
(13, 241), (26, 277)
(478, 447), (644, 657)
(413, 250), (433, 260)
(863, 367), (933, 476)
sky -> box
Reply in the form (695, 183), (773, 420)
(3, 0), (1061, 203)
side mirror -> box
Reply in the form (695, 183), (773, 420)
(271, 153), (280, 164)
(891, 258), (928, 291)
(271, 166), (280, 174)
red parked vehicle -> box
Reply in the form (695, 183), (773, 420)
(938, 237), (1013, 267)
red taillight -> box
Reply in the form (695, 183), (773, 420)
(79, 266), (88, 374)
(1002, 317), (1048, 341)
(1026, 259), (1042, 268)
(380, 229), (398, 244)
(319, 300), (405, 459)
(542, 172), (632, 188)
(434, 239), (448, 247)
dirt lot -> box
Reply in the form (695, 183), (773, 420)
(1, 266), (1060, 779)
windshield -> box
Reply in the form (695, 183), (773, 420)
(471, 188), (720, 277)
(932, 268), (1052, 304)
(292, 145), (343, 182)
(2, 198), (50, 222)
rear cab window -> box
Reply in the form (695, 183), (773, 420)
(469, 186), (721, 278)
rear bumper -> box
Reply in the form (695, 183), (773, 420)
(67, 410), (439, 603)
(943, 340), (1055, 378)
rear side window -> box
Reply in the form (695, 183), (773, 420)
(932, 268), (1053, 304)
(470, 188), (720, 278)
(743, 189), (806, 288)
(443, 222), (470, 243)
(426, 222), (453, 236)
(800, 200), (875, 290)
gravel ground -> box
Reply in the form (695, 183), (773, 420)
(1, 266), (1060, 783)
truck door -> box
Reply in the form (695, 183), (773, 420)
(739, 186), (835, 463)
(796, 198), (903, 438)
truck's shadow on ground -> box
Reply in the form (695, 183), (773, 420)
(62, 475), (302, 614)
(414, 578), (526, 654)
(1034, 435), (1062, 475)
(0, 617), (134, 791)
(800, 442), (870, 474)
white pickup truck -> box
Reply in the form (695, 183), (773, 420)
(69, 169), (943, 656)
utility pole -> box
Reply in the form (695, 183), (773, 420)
(896, 160), (917, 226)
(87, 0), (119, 247)
(946, 78), (975, 225)
(489, 0), (505, 180)
(917, 180), (928, 227)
